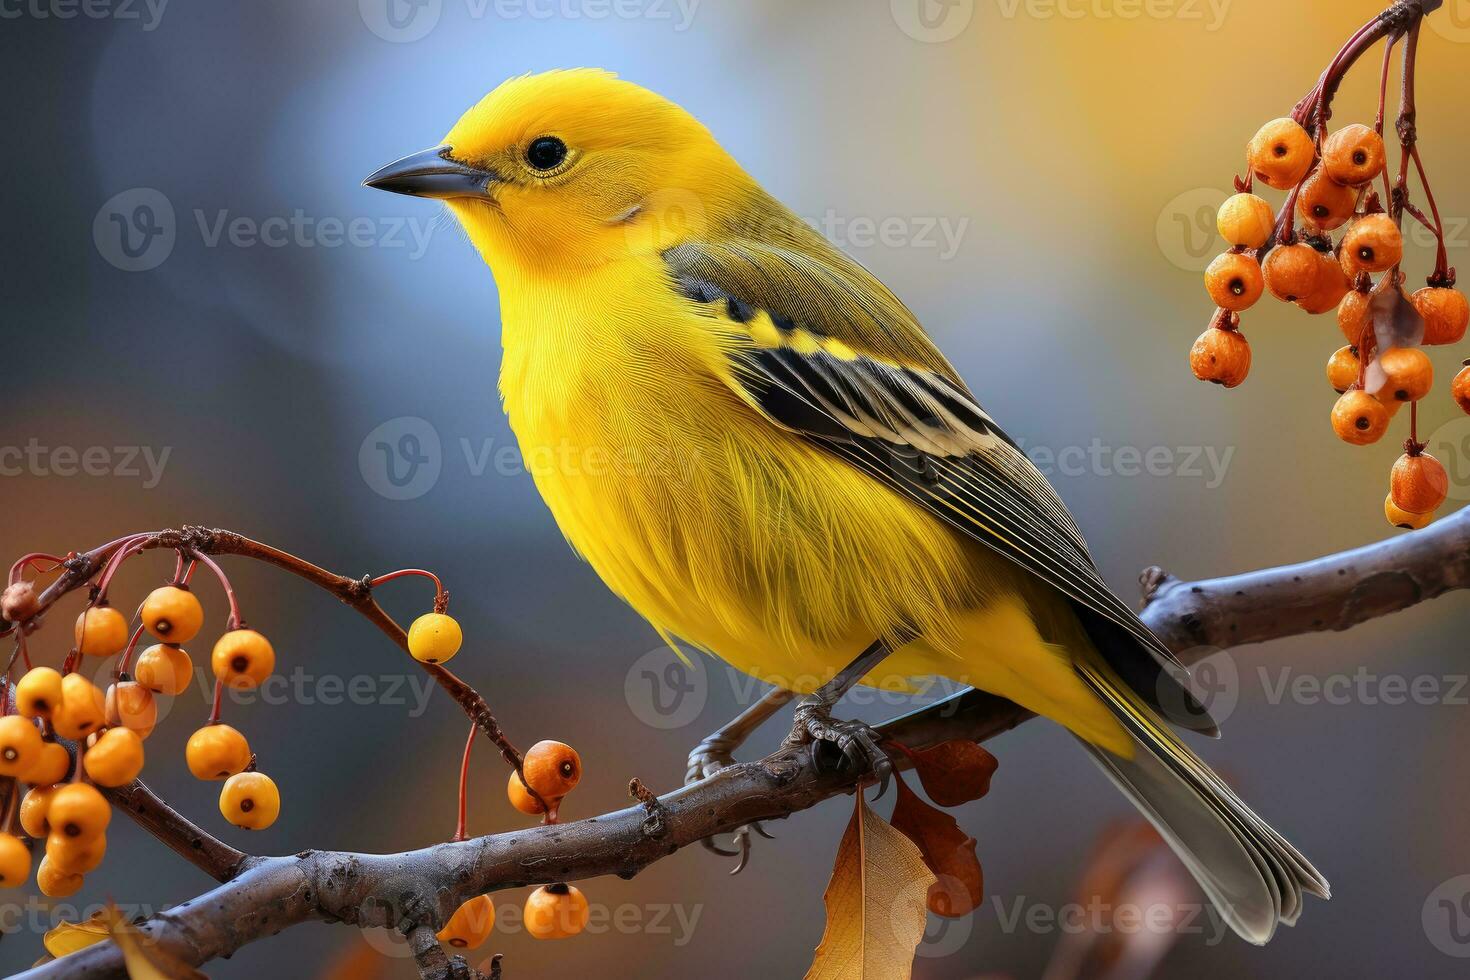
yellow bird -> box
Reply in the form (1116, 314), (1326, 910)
(367, 68), (1327, 943)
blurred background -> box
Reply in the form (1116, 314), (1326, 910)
(3, 0), (1470, 976)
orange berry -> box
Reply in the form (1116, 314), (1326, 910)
(48, 782), (110, 840)
(52, 674), (106, 741)
(1189, 324), (1251, 388)
(1453, 362), (1470, 414)
(1412, 286), (1469, 346)
(1204, 252), (1263, 312)
(523, 741), (581, 800)
(140, 585), (204, 644)
(0, 833), (30, 889)
(15, 667), (64, 719)
(135, 643), (193, 696)
(46, 831), (106, 874)
(84, 727), (145, 787)
(1297, 250), (1350, 314)
(437, 895), (496, 949)
(1297, 170), (1357, 232)
(27, 740), (72, 787)
(20, 786), (57, 838)
(0, 715), (44, 779)
(1216, 193), (1275, 249)
(1391, 452), (1449, 515)
(1341, 214), (1403, 275)
(1377, 346), (1433, 402)
(1338, 289), (1373, 344)
(1385, 494), (1433, 530)
(74, 605), (130, 658)
(35, 855), (83, 898)
(106, 682), (157, 740)
(1331, 390), (1390, 445)
(1263, 242), (1321, 302)
(185, 724), (252, 781)
(219, 771), (280, 830)
(1322, 124), (1386, 186)
(211, 629), (275, 690)
(1326, 346), (1360, 393)
(525, 884), (590, 940)
(507, 771), (547, 816)
(1247, 118), (1314, 190)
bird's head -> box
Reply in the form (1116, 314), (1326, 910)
(366, 69), (753, 274)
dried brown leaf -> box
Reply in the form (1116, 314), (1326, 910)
(805, 792), (936, 980)
(889, 774), (983, 919)
(908, 740), (998, 807)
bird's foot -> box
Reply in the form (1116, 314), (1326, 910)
(783, 697), (893, 797)
(685, 732), (775, 873)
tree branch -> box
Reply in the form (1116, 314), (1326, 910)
(17, 507), (1469, 979)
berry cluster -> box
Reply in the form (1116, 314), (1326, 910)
(438, 738), (591, 952)
(1190, 5), (1466, 529)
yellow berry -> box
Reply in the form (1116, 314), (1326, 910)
(1322, 124), (1386, 186)
(74, 605), (130, 658)
(186, 724), (252, 781)
(0, 833), (30, 889)
(219, 772), (280, 830)
(1297, 170), (1357, 232)
(1385, 493), (1434, 530)
(524, 884), (590, 940)
(1326, 346), (1360, 393)
(27, 740), (72, 787)
(106, 682), (158, 740)
(140, 585), (204, 644)
(1263, 242), (1321, 303)
(1412, 286), (1469, 346)
(48, 783), (110, 840)
(51, 674), (106, 741)
(1391, 452), (1449, 515)
(211, 629), (275, 689)
(508, 771), (547, 816)
(1216, 193), (1275, 249)
(0, 715), (44, 779)
(407, 613), (463, 665)
(1189, 323), (1251, 388)
(15, 667), (64, 719)
(438, 895), (496, 949)
(84, 728), (145, 788)
(135, 644), (193, 696)
(36, 855), (83, 898)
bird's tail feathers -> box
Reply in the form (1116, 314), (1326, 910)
(1074, 659), (1330, 945)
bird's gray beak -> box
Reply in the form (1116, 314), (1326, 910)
(363, 145), (498, 200)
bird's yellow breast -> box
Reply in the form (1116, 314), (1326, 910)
(494, 256), (1054, 691)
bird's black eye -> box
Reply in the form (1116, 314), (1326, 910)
(526, 136), (568, 172)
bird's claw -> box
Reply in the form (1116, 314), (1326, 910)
(784, 700), (894, 799)
(684, 733), (739, 786)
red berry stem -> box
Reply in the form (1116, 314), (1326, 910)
(188, 549), (243, 631)
(116, 623), (147, 679)
(208, 677), (225, 725)
(369, 569), (449, 614)
(1409, 147), (1451, 284)
(95, 533), (153, 602)
(7, 554), (65, 586)
(454, 721), (475, 843)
